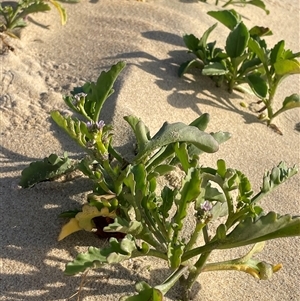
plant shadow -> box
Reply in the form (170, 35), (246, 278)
(0, 128), (168, 301)
(104, 30), (261, 125)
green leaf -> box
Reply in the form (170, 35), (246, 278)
(51, 111), (92, 148)
(133, 121), (220, 162)
(191, 131), (231, 157)
(189, 113), (210, 131)
(261, 162), (298, 194)
(215, 212), (300, 249)
(199, 23), (218, 47)
(217, 159), (227, 178)
(59, 210), (80, 218)
(207, 10), (240, 30)
(248, 38), (267, 65)
(270, 40), (285, 65)
(68, 62), (126, 122)
(17, 2), (51, 24)
(178, 59), (204, 77)
(120, 283), (163, 301)
(247, 73), (268, 98)
(249, 26), (272, 38)
(247, 0), (269, 15)
(19, 152), (74, 188)
(282, 93), (300, 110)
(124, 116), (151, 149)
(183, 34), (200, 52)
(159, 186), (176, 219)
(65, 235), (137, 275)
(175, 168), (202, 230)
(225, 22), (249, 58)
(274, 59), (300, 76)
(238, 57), (262, 75)
(202, 62), (228, 76)
(104, 217), (143, 236)
(174, 142), (190, 173)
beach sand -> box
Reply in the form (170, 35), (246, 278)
(1, 0), (299, 300)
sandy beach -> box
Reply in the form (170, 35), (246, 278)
(1, 0), (299, 300)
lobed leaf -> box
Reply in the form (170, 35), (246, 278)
(132, 121), (220, 163)
(215, 212), (300, 249)
(65, 235), (138, 275)
(51, 111), (92, 148)
(19, 152), (74, 188)
(120, 283), (163, 301)
(261, 162), (298, 193)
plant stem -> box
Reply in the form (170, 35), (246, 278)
(182, 252), (212, 300)
(156, 265), (189, 296)
(185, 222), (206, 252)
(181, 241), (218, 263)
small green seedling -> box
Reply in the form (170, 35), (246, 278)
(179, 9), (300, 132)
(0, 0), (78, 38)
(20, 62), (300, 300)
(198, 0), (269, 14)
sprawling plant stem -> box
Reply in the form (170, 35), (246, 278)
(182, 252), (212, 301)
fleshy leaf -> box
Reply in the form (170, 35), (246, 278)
(64, 235), (138, 275)
(274, 59), (300, 76)
(202, 62), (228, 76)
(120, 283), (163, 301)
(247, 73), (268, 98)
(76, 205), (116, 231)
(225, 22), (249, 58)
(249, 26), (272, 38)
(58, 205), (117, 240)
(215, 212), (300, 249)
(58, 218), (82, 241)
(207, 10), (240, 30)
(247, 0), (269, 15)
(51, 111), (92, 148)
(178, 59), (204, 76)
(133, 121), (219, 162)
(282, 93), (300, 110)
(19, 152), (74, 188)
(248, 37), (267, 65)
(183, 34), (200, 52)
(261, 162), (298, 194)
(67, 61), (126, 122)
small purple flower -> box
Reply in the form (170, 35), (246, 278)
(86, 120), (105, 132)
(95, 120), (105, 130)
(201, 200), (213, 212)
(73, 92), (87, 105)
(86, 121), (93, 131)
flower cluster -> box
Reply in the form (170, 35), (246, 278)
(86, 120), (105, 132)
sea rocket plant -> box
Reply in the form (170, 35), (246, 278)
(20, 62), (300, 301)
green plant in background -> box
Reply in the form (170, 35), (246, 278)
(20, 62), (300, 300)
(199, 0), (269, 14)
(0, 0), (78, 38)
(179, 9), (300, 131)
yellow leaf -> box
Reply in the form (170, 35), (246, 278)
(58, 218), (81, 241)
(76, 204), (117, 231)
